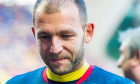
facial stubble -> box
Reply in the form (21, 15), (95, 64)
(40, 40), (85, 75)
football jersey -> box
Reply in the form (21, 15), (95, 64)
(6, 65), (135, 84)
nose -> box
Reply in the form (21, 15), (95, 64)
(50, 37), (63, 54)
(117, 55), (124, 68)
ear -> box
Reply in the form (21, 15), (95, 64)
(84, 23), (94, 43)
(31, 26), (35, 37)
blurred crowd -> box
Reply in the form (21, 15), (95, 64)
(0, 4), (44, 84)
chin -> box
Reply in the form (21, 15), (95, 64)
(49, 63), (74, 75)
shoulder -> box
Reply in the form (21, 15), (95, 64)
(89, 65), (135, 84)
(6, 66), (46, 84)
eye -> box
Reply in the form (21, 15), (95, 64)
(39, 35), (51, 40)
(61, 34), (74, 39)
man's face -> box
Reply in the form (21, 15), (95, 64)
(117, 40), (132, 76)
(34, 5), (85, 75)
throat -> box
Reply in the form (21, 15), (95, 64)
(46, 61), (89, 82)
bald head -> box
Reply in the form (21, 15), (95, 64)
(33, 0), (87, 28)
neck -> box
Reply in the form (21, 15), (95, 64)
(46, 60), (89, 82)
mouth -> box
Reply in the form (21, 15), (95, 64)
(49, 58), (68, 63)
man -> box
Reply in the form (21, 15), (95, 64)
(6, 0), (134, 84)
(118, 27), (140, 84)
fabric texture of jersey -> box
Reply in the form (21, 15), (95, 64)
(6, 65), (135, 84)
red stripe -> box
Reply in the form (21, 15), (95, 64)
(42, 68), (49, 83)
(42, 65), (94, 84)
(76, 65), (94, 84)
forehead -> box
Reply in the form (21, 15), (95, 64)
(34, 4), (83, 34)
(35, 3), (80, 22)
(34, 4), (81, 29)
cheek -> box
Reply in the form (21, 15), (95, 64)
(121, 59), (131, 71)
(66, 39), (83, 51)
(72, 36), (84, 47)
(64, 39), (83, 57)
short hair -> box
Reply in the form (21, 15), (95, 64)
(33, 0), (87, 29)
(119, 26), (140, 59)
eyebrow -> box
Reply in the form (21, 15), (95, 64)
(59, 29), (76, 34)
(37, 26), (78, 38)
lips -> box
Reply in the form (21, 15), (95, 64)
(49, 58), (68, 62)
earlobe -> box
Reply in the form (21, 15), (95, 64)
(84, 23), (94, 43)
(32, 26), (35, 37)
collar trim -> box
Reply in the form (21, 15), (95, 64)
(47, 61), (89, 82)
(42, 64), (94, 83)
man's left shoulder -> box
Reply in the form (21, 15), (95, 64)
(6, 66), (46, 84)
(92, 65), (135, 84)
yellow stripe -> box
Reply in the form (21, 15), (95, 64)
(47, 61), (89, 82)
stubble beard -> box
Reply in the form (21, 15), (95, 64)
(40, 41), (85, 75)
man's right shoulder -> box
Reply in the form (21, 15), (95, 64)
(6, 66), (46, 84)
